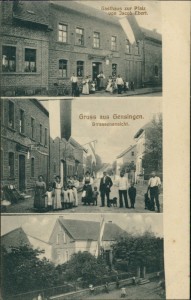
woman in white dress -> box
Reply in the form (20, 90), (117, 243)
(82, 76), (90, 95)
(73, 175), (79, 207)
(52, 175), (62, 210)
(106, 76), (113, 93)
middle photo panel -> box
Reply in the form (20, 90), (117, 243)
(46, 97), (162, 214)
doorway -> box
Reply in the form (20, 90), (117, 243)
(19, 155), (26, 191)
(92, 62), (102, 82)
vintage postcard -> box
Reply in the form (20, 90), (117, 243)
(0, 1), (190, 300)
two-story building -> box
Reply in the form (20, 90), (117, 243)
(116, 144), (137, 182)
(1, 99), (50, 191)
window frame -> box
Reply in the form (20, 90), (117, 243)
(31, 117), (35, 140)
(112, 63), (117, 77)
(8, 152), (15, 178)
(24, 48), (37, 72)
(2, 45), (16, 72)
(58, 23), (68, 43)
(8, 100), (15, 129)
(31, 157), (35, 178)
(75, 27), (84, 46)
(126, 40), (131, 54)
(76, 60), (84, 77)
(19, 109), (25, 134)
(59, 59), (68, 78)
(93, 32), (100, 49)
(111, 36), (117, 51)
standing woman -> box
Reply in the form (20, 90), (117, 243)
(52, 175), (63, 210)
(34, 175), (46, 211)
(82, 76), (90, 95)
(97, 71), (106, 91)
(73, 175), (79, 207)
(82, 171), (93, 205)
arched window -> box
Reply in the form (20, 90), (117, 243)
(154, 65), (159, 77)
(59, 59), (67, 77)
(31, 157), (35, 177)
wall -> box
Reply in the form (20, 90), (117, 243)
(27, 235), (52, 261)
(1, 99), (49, 189)
(75, 240), (98, 256)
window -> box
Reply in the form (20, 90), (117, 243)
(111, 36), (117, 51)
(59, 59), (67, 77)
(57, 249), (61, 261)
(154, 65), (159, 77)
(93, 32), (100, 48)
(19, 110), (25, 134)
(75, 27), (84, 45)
(8, 152), (14, 177)
(131, 151), (134, 156)
(25, 48), (36, 72)
(77, 61), (84, 77)
(2, 46), (16, 72)
(31, 117), (35, 139)
(112, 64), (117, 77)
(8, 101), (14, 129)
(45, 128), (48, 146)
(40, 124), (42, 143)
(134, 43), (139, 55)
(126, 40), (130, 53)
(58, 24), (68, 43)
(31, 157), (35, 177)
(63, 232), (66, 243)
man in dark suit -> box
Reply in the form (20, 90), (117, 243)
(99, 171), (113, 207)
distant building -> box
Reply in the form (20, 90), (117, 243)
(116, 144), (137, 179)
(1, 99), (49, 191)
(1, 1), (162, 96)
(96, 163), (112, 179)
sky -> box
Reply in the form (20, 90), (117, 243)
(43, 98), (162, 164)
(1, 213), (163, 241)
(76, 1), (162, 33)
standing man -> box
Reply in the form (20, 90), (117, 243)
(148, 171), (161, 212)
(117, 171), (129, 208)
(70, 73), (78, 96)
(99, 171), (113, 207)
(116, 75), (124, 94)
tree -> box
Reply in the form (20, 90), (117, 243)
(142, 114), (163, 178)
(64, 252), (109, 286)
(95, 154), (103, 172)
(112, 231), (164, 274)
(1, 245), (60, 297)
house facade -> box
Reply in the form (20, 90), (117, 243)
(1, 1), (162, 96)
(1, 99), (49, 191)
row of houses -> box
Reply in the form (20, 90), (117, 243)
(1, 98), (92, 191)
(1, 216), (125, 266)
(116, 121), (162, 181)
(1, 0), (162, 96)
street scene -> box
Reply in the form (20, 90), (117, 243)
(1, 98), (162, 214)
(1, 1), (162, 98)
(1, 214), (165, 300)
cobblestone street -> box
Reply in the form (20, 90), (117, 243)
(4, 179), (163, 214)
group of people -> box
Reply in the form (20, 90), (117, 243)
(33, 175), (79, 211)
(70, 72), (135, 96)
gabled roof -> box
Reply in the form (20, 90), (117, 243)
(141, 27), (162, 42)
(59, 219), (100, 241)
(134, 121), (152, 139)
(117, 145), (136, 159)
(1, 227), (31, 250)
(13, 1), (50, 27)
(103, 223), (126, 241)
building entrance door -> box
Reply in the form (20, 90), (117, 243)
(19, 155), (26, 191)
(92, 62), (102, 82)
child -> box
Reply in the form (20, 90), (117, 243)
(45, 185), (54, 211)
(120, 287), (127, 298)
(92, 186), (99, 206)
(90, 81), (96, 94)
(62, 185), (69, 209)
(128, 183), (136, 208)
(68, 185), (75, 208)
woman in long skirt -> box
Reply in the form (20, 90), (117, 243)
(82, 171), (93, 205)
(82, 76), (90, 95)
(52, 175), (62, 210)
(73, 175), (79, 207)
(34, 175), (46, 210)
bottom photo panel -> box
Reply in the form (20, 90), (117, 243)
(1, 214), (165, 300)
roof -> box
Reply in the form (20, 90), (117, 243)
(102, 223), (126, 241)
(117, 145), (136, 159)
(30, 99), (49, 117)
(13, 1), (50, 27)
(134, 121), (152, 139)
(50, 1), (120, 26)
(141, 27), (162, 42)
(59, 219), (100, 241)
(1, 227), (31, 249)
(69, 137), (87, 153)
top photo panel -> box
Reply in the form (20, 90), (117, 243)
(1, 0), (162, 98)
